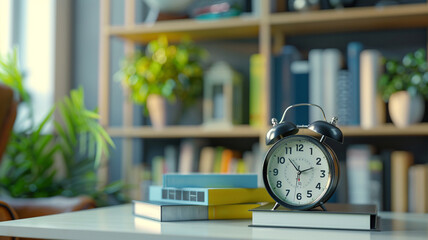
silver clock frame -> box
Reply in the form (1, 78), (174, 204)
(262, 133), (340, 211)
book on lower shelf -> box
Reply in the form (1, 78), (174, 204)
(250, 202), (378, 230)
(149, 186), (271, 206)
(133, 200), (261, 222)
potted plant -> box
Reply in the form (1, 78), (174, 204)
(0, 49), (125, 206)
(378, 49), (428, 127)
(116, 36), (208, 128)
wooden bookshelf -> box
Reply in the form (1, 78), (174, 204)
(341, 123), (428, 137)
(107, 125), (261, 138)
(98, 1), (428, 191)
(270, 3), (428, 35)
(106, 123), (428, 139)
(109, 3), (428, 44)
(108, 16), (260, 44)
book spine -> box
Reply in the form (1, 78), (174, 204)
(322, 48), (342, 121)
(391, 151), (414, 212)
(346, 145), (372, 204)
(290, 60), (309, 125)
(250, 54), (263, 126)
(162, 174), (258, 188)
(347, 42), (363, 126)
(208, 203), (260, 219)
(360, 50), (385, 129)
(309, 49), (324, 122)
(408, 165), (428, 213)
(198, 146), (215, 173)
(336, 70), (351, 125)
(271, 45), (301, 122)
(151, 156), (165, 186)
(149, 186), (271, 206)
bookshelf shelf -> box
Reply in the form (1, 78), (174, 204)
(341, 123), (428, 137)
(108, 16), (260, 44)
(109, 3), (428, 44)
(107, 125), (261, 138)
(107, 124), (428, 138)
(270, 3), (428, 35)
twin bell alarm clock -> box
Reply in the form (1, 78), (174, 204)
(262, 103), (343, 211)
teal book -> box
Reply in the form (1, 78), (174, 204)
(162, 173), (258, 188)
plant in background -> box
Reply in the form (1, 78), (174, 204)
(378, 48), (428, 101)
(0, 87), (125, 206)
(116, 36), (208, 108)
(0, 48), (30, 103)
(0, 48), (126, 205)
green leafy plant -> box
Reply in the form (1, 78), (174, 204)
(0, 48), (30, 103)
(0, 47), (126, 205)
(116, 36), (208, 108)
(0, 87), (125, 205)
(378, 48), (428, 101)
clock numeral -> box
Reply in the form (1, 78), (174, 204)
(310, 148), (313, 155)
(316, 157), (321, 165)
(296, 193), (302, 200)
(296, 144), (303, 152)
(307, 190), (312, 198)
(277, 157), (285, 164)
(273, 168), (278, 176)
(320, 170), (326, 178)
(276, 181), (282, 188)
(285, 189), (290, 197)
(316, 183), (321, 190)
(285, 147), (292, 155)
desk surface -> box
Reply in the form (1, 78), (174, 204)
(0, 204), (427, 240)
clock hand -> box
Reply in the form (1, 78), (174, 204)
(288, 158), (300, 172)
(300, 167), (314, 173)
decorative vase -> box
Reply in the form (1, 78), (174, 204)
(146, 95), (181, 129)
(388, 91), (425, 128)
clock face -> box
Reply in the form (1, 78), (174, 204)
(263, 135), (333, 209)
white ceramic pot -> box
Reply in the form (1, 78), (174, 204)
(388, 91), (425, 128)
(146, 95), (181, 129)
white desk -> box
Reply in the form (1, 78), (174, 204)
(0, 204), (427, 240)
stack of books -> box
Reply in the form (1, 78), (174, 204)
(133, 173), (272, 221)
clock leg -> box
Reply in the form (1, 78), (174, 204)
(272, 202), (280, 211)
(319, 202), (326, 211)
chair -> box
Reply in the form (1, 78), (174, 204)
(0, 84), (95, 224)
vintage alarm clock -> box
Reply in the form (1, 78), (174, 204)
(263, 103), (343, 211)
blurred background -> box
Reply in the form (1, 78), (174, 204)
(1, 0), (428, 217)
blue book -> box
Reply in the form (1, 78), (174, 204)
(162, 173), (258, 188)
(290, 60), (309, 126)
(347, 42), (364, 126)
(149, 186), (271, 206)
(271, 46), (301, 121)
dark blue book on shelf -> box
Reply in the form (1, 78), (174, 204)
(290, 60), (309, 125)
(347, 42), (364, 126)
(271, 45), (301, 122)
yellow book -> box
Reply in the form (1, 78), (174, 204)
(208, 203), (260, 219)
(149, 186), (272, 206)
(133, 201), (262, 221)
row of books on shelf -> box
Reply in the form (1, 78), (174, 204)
(250, 42), (387, 127)
(133, 173), (376, 230)
(150, 140), (263, 186)
(345, 145), (428, 213)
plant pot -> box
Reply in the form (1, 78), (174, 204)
(388, 91), (425, 128)
(146, 95), (181, 129)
